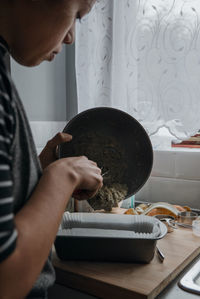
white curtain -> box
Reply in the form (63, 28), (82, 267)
(75, 0), (200, 139)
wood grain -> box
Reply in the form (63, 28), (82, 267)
(52, 227), (200, 299)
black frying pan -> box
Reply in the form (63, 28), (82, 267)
(58, 107), (153, 199)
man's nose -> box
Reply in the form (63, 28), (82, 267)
(63, 24), (75, 45)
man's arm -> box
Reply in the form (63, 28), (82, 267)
(0, 156), (102, 299)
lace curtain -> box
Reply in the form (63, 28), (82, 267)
(75, 0), (200, 139)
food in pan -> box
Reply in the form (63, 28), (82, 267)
(71, 131), (128, 211)
(88, 183), (128, 212)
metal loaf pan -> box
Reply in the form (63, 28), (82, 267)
(55, 213), (167, 263)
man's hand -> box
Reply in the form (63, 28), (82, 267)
(39, 132), (72, 169)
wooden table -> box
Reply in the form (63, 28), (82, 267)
(52, 227), (200, 299)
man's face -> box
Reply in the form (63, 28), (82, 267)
(10, 0), (95, 66)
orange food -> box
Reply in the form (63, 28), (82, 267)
(173, 205), (186, 212)
(124, 208), (138, 215)
(183, 206), (191, 211)
(147, 208), (178, 218)
(123, 202), (191, 219)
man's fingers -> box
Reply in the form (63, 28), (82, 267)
(54, 132), (73, 143)
(47, 132), (72, 149)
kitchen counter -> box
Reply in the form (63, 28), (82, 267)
(52, 227), (200, 299)
(50, 256), (200, 299)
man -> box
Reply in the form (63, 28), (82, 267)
(0, 1), (102, 298)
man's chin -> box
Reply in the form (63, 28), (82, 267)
(11, 53), (46, 67)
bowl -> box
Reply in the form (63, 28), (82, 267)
(58, 107), (153, 201)
(154, 214), (175, 233)
(178, 211), (198, 225)
(192, 218), (200, 236)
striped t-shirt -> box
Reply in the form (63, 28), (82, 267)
(0, 39), (17, 262)
(0, 38), (55, 298)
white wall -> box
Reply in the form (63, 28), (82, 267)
(135, 130), (200, 209)
(136, 150), (200, 209)
(30, 121), (67, 154)
(11, 50), (67, 121)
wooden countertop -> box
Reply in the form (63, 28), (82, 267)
(52, 227), (200, 299)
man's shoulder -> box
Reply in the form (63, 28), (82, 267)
(0, 41), (9, 69)
(0, 46), (13, 103)
(0, 51), (15, 135)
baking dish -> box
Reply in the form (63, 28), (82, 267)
(55, 213), (167, 263)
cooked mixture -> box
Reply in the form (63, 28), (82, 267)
(88, 183), (128, 212)
(70, 131), (128, 211)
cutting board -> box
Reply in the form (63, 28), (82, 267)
(52, 227), (200, 299)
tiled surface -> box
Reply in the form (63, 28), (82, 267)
(175, 151), (200, 180)
(152, 151), (200, 180)
(136, 176), (200, 209)
(152, 151), (176, 178)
